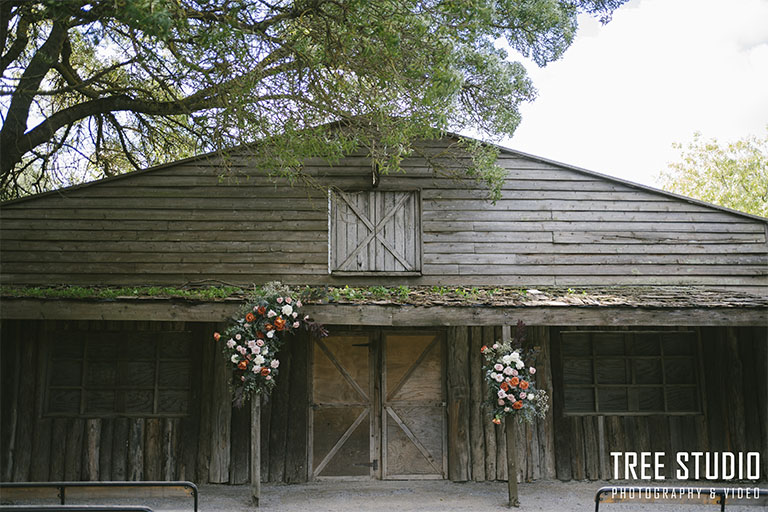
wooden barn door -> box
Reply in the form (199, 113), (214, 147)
(382, 332), (446, 479)
(310, 334), (376, 479)
(310, 330), (446, 480)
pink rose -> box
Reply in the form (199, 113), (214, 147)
(497, 399), (504, 405)
(529, 367), (536, 374)
(276, 297), (283, 303)
(296, 301), (302, 308)
(293, 321), (300, 328)
(256, 339), (265, 347)
(265, 375), (272, 381)
(511, 369), (518, 377)
(285, 297), (292, 304)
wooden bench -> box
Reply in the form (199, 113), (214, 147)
(0, 482), (197, 512)
(595, 486), (768, 511)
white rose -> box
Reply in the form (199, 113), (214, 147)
(267, 330), (274, 338)
(511, 351), (520, 361)
(503, 366), (514, 375)
(494, 363), (503, 371)
(254, 355), (266, 365)
(497, 389), (506, 398)
(226, 339), (236, 349)
(267, 310), (276, 318)
(251, 346), (260, 355)
(281, 304), (293, 316)
(490, 372), (498, 380)
(527, 393), (535, 400)
(516, 361), (524, 370)
(494, 374), (504, 382)
(230, 354), (239, 363)
(270, 359), (280, 368)
(262, 347), (269, 355)
(252, 365), (261, 373)
(502, 354), (513, 365)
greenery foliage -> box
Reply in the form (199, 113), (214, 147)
(1, 0), (626, 199)
(657, 129), (768, 218)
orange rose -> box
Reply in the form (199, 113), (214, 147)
(245, 312), (255, 323)
(492, 417), (501, 425)
(265, 323), (273, 331)
(509, 377), (520, 387)
(274, 317), (286, 330)
(519, 380), (529, 390)
(261, 367), (271, 376)
(513, 401), (523, 409)
(257, 305), (266, 315)
(256, 331), (265, 339)
(500, 381), (509, 391)
(238, 360), (248, 370)
(481, 345), (488, 353)
(213, 332), (221, 341)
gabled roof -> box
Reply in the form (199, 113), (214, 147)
(2, 132), (766, 224)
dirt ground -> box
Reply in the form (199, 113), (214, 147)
(3, 480), (766, 511)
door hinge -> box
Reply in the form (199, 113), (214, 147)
(353, 459), (379, 471)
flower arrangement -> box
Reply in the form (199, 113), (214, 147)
(213, 282), (326, 406)
(482, 322), (549, 425)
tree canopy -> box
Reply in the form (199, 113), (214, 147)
(657, 130), (768, 218)
(0, 0), (626, 200)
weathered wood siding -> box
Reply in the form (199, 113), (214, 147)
(1, 320), (765, 483)
(445, 325), (768, 483)
(1, 137), (766, 290)
(0, 319), (310, 485)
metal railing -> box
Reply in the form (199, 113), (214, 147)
(0, 481), (198, 512)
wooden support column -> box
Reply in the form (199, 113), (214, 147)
(446, 326), (470, 481)
(505, 418), (519, 508)
(250, 397), (261, 506)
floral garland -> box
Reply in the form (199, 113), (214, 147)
(213, 283), (325, 405)
(482, 323), (549, 425)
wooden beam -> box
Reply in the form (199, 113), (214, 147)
(1, 298), (765, 326)
(250, 397), (260, 506)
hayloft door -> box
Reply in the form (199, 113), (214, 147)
(310, 330), (446, 480)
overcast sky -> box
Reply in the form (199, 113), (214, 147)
(498, 0), (768, 187)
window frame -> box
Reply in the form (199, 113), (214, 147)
(43, 330), (194, 418)
(557, 329), (705, 416)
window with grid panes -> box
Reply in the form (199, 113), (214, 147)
(560, 330), (702, 415)
(45, 331), (193, 417)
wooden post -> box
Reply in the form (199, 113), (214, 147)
(250, 396), (261, 507)
(504, 418), (519, 508)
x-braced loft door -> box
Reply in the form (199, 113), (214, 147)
(310, 331), (446, 480)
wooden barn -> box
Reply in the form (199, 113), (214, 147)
(1, 134), (766, 486)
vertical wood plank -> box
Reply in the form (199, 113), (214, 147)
(84, 419), (101, 481)
(127, 418), (144, 481)
(752, 326), (768, 481)
(267, 333), (292, 483)
(178, 323), (202, 481)
(64, 418), (85, 480)
(446, 326), (470, 481)
(99, 419), (113, 481)
(49, 418), (68, 481)
(605, 416), (626, 480)
(251, 397), (261, 506)
(569, 417), (585, 480)
(29, 418), (52, 481)
(229, 403), (251, 484)
(12, 322), (37, 482)
(196, 324), (215, 483)
(209, 334), (232, 483)
(496, 421), (507, 481)
(481, 327), (497, 481)
(111, 417), (129, 480)
(285, 332), (310, 483)
(532, 326), (556, 480)
(0, 321), (19, 482)
(583, 416), (600, 480)
(469, 326), (485, 481)
(549, 327), (572, 481)
(725, 327), (747, 454)
(144, 418), (162, 480)
(162, 418), (178, 481)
